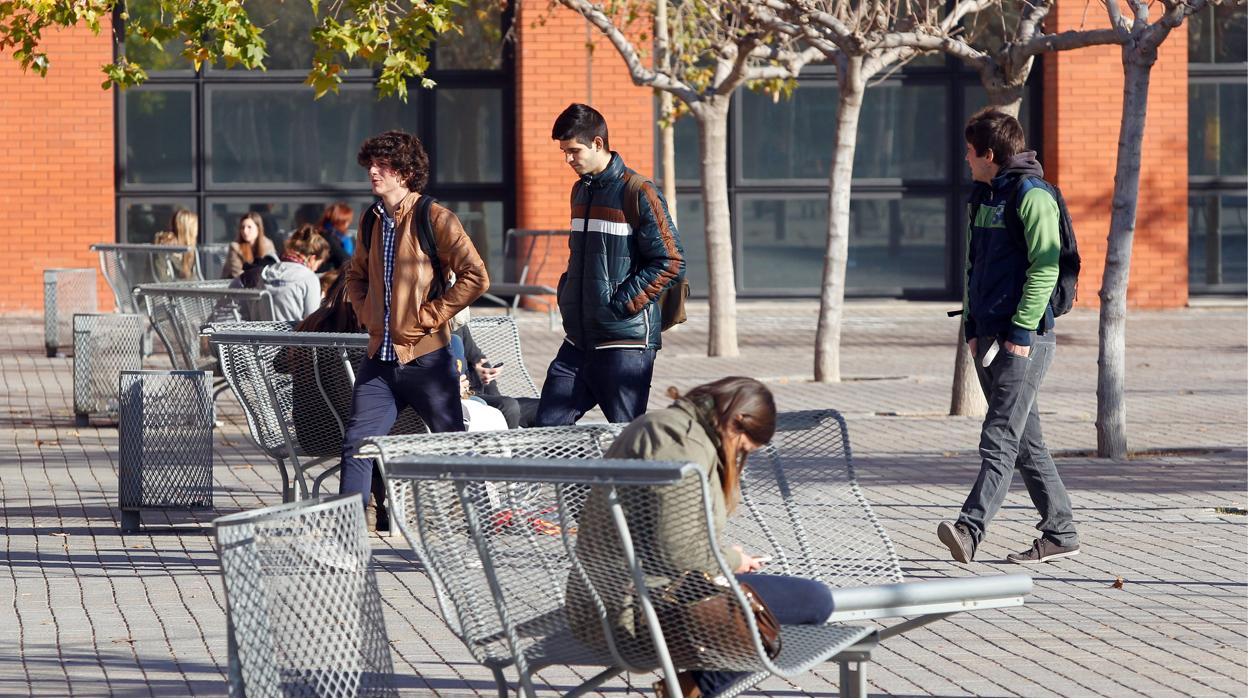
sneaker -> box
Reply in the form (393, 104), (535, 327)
(937, 521), (976, 563)
(1007, 538), (1081, 564)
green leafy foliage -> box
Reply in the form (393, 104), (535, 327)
(0, 0), (464, 100)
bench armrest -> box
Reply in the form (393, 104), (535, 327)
(826, 574), (1033, 623)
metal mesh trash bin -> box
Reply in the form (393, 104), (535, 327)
(214, 496), (396, 697)
(73, 313), (143, 425)
(44, 268), (97, 357)
(118, 370), (214, 533)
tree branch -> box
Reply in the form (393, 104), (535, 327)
(556, 0), (698, 102)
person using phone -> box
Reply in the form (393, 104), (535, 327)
(566, 378), (833, 698)
(450, 309), (538, 428)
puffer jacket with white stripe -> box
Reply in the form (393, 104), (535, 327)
(558, 152), (685, 350)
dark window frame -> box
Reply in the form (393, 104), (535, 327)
(112, 2), (516, 254)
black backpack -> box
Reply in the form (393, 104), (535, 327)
(358, 195), (446, 300)
(1004, 176), (1081, 317)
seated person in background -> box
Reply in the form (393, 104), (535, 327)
(153, 208), (199, 281)
(449, 325), (509, 432)
(222, 212), (278, 279)
(450, 308), (539, 429)
(233, 224), (328, 322)
(318, 202), (355, 272)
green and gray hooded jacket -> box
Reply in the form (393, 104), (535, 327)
(963, 151), (1060, 346)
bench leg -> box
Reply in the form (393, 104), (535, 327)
(489, 666), (509, 698)
(120, 510), (141, 534)
(75, 412), (89, 427)
(839, 659), (867, 698)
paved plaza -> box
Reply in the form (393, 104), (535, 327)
(2, 301), (1246, 697)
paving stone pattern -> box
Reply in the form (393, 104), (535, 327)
(1, 302), (1245, 697)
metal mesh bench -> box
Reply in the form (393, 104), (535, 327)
(136, 280), (275, 374)
(363, 411), (1032, 698)
(72, 313), (144, 425)
(214, 495), (396, 697)
(478, 229), (567, 330)
(91, 242), (204, 314)
(196, 243), (230, 280)
(208, 316), (537, 502)
(376, 448), (875, 698)
(43, 268), (97, 357)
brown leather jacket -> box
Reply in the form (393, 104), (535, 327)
(345, 193), (488, 363)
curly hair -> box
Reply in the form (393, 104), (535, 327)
(357, 130), (429, 192)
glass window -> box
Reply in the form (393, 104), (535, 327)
(206, 85), (420, 186)
(208, 198), (374, 248)
(854, 83), (947, 180)
(121, 199), (198, 243)
(440, 200), (504, 279)
(1189, 82), (1247, 178)
(1189, 3), (1248, 64)
(123, 88), (195, 186)
(436, 0), (505, 70)
(122, 0), (194, 72)
(738, 195), (946, 292)
(435, 90), (504, 183)
(1189, 193), (1248, 287)
(673, 194), (707, 295)
(739, 84), (838, 181)
(739, 81), (946, 182)
(673, 115), (702, 183)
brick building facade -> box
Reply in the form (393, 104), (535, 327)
(0, 1), (1221, 312)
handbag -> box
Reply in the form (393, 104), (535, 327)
(658, 279), (690, 332)
(654, 571), (782, 663)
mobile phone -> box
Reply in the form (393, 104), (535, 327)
(754, 555), (773, 564)
(486, 361), (505, 369)
(981, 340), (999, 368)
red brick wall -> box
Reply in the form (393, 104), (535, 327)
(514, 0), (654, 290)
(0, 22), (116, 312)
(1044, 6), (1189, 309)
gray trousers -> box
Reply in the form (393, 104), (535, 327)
(957, 333), (1078, 548)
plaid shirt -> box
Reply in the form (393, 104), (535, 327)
(376, 202), (398, 362)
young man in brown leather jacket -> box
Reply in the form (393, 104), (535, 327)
(339, 130), (489, 506)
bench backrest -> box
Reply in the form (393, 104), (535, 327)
(368, 426), (624, 670)
(92, 243), (202, 313)
(729, 410), (904, 587)
(137, 280), (274, 371)
(462, 315), (539, 398)
(214, 496), (396, 696)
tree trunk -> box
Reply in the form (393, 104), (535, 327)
(693, 98), (738, 357)
(950, 322), (984, 415)
(815, 55), (865, 382)
(1097, 47), (1155, 459)
(951, 72), (1028, 416)
(660, 92), (678, 227)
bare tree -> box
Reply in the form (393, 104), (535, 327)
(1092, 0), (1219, 458)
(932, 0), (1225, 454)
(761, 0), (991, 382)
(932, 0), (1120, 416)
(556, 0), (820, 356)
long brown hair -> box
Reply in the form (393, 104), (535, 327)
(677, 377), (776, 512)
(235, 212), (268, 264)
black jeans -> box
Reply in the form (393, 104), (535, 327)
(338, 349), (464, 501)
(534, 341), (656, 425)
(692, 574), (834, 697)
(957, 333), (1078, 548)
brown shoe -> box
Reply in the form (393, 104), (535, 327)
(652, 672), (701, 698)
(937, 521), (976, 563)
(1007, 538), (1080, 564)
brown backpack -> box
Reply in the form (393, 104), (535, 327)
(621, 173), (689, 331)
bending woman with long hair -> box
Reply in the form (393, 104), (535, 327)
(569, 377), (833, 698)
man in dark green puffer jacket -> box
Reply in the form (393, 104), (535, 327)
(535, 103), (685, 426)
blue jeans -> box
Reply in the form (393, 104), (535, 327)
(957, 333), (1078, 548)
(693, 574), (834, 697)
(338, 349), (464, 502)
(534, 342), (656, 425)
